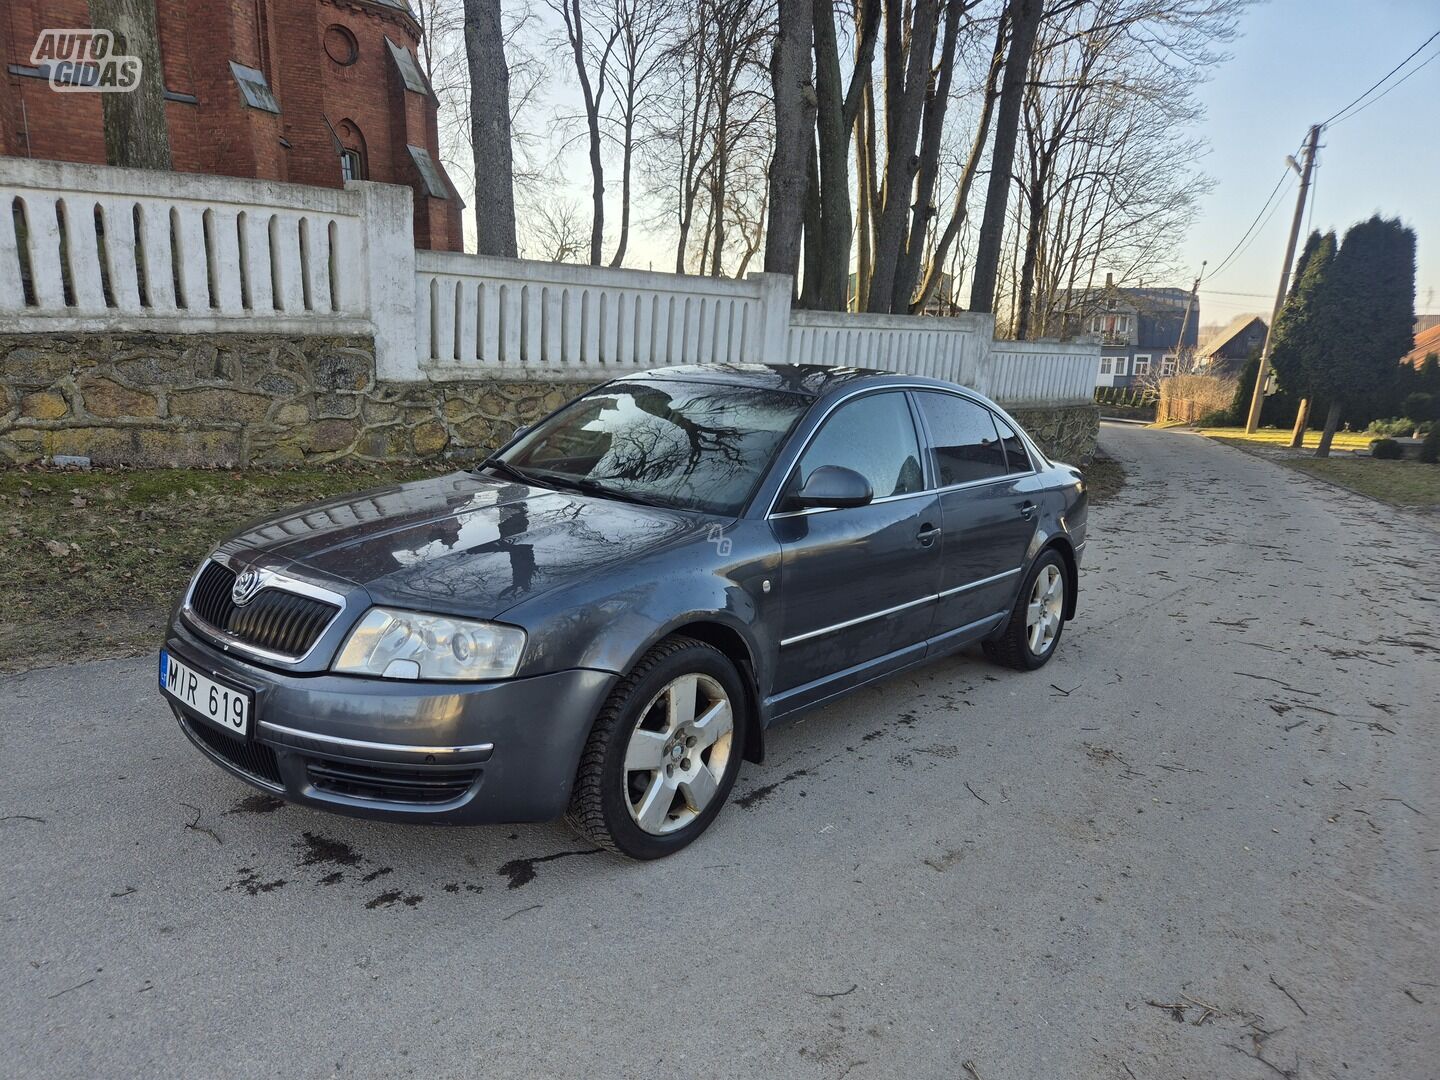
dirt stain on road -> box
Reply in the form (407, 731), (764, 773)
(296, 832), (363, 868)
(497, 849), (600, 889)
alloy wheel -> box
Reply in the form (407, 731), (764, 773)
(1026, 563), (1064, 656)
(623, 673), (734, 835)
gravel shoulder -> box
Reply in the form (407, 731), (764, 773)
(2, 423), (1434, 1079)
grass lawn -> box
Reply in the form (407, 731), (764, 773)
(0, 465), (449, 673)
(1279, 457), (1440, 509)
(1195, 426), (1376, 452)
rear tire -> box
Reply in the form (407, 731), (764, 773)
(565, 636), (746, 860)
(985, 549), (1068, 671)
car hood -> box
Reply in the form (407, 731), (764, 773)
(216, 471), (713, 618)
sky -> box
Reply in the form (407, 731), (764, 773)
(459, 0), (1440, 331)
(1183, 0), (1440, 332)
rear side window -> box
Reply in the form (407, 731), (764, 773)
(994, 415), (1033, 473)
(915, 392), (1007, 485)
(796, 392), (924, 500)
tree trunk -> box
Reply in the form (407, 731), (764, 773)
(889, 0), (963, 315)
(1289, 398), (1310, 447)
(1013, 161), (1050, 339)
(912, 18), (1002, 314)
(764, 0), (815, 279)
(87, 0), (171, 168)
(800, 142), (823, 307)
(609, 113), (634, 266)
(968, 0), (1041, 313)
(812, 0), (852, 310)
(866, 0), (941, 313)
(1314, 399), (1342, 457)
(464, 0), (517, 257)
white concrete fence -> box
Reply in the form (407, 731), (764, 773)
(1, 157), (1097, 406)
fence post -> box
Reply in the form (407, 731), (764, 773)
(348, 180), (420, 381)
(747, 271), (794, 363)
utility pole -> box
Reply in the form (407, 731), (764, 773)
(1174, 261), (1205, 373)
(1245, 124), (1321, 434)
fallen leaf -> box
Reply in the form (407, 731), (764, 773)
(43, 539), (73, 557)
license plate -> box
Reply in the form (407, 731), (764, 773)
(160, 650), (252, 738)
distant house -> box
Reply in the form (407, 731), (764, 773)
(1052, 274), (1197, 389)
(1404, 322), (1440, 368)
(1195, 315), (1268, 378)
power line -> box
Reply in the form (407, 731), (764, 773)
(1201, 157), (1297, 284)
(1327, 46), (1440, 128)
(1319, 30), (1440, 128)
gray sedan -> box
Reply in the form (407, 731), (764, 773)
(160, 365), (1087, 857)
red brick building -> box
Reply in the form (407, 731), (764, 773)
(1, 0), (462, 250)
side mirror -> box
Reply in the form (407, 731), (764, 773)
(793, 465), (873, 509)
(512, 424), (531, 439)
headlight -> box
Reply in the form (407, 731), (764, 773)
(333, 608), (526, 681)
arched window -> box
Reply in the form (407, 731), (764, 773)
(334, 119), (367, 182)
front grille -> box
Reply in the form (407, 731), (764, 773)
(307, 759), (479, 805)
(180, 711), (283, 787)
(188, 561), (339, 659)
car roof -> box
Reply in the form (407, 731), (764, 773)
(612, 363), (983, 402)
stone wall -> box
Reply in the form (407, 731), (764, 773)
(0, 334), (577, 467)
(1009, 404), (1101, 465)
(2, 332), (1098, 468)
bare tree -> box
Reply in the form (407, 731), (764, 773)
(524, 199), (591, 261)
(464, 0), (518, 256)
(967, 0), (1041, 314)
(764, 0), (817, 279)
(548, 0), (621, 264)
(603, 0), (673, 265)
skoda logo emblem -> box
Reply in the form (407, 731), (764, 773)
(231, 568), (264, 606)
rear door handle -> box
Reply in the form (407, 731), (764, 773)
(917, 523), (942, 547)
(1019, 501), (1037, 521)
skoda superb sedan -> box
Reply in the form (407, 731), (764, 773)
(161, 365), (1087, 858)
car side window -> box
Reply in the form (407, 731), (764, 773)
(915, 392), (1008, 486)
(993, 415), (1032, 474)
(793, 392), (924, 502)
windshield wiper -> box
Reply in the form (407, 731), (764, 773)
(475, 455), (535, 486)
(540, 473), (665, 508)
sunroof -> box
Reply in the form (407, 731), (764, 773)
(229, 61), (280, 114)
(385, 37), (431, 97)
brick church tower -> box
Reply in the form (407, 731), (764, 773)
(0, 0), (462, 250)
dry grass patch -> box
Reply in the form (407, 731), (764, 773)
(0, 465), (448, 673)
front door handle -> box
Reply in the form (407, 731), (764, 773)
(917, 523), (942, 547)
(1019, 501), (1037, 521)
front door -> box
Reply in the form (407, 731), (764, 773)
(912, 391), (1038, 638)
(770, 391), (941, 706)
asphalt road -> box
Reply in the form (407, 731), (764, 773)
(3, 424), (1436, 1079)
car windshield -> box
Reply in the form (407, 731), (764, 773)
(494, 379), (810, 515)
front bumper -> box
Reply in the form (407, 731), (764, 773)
(164, 620), (616, 824)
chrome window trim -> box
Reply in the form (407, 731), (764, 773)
(182, 553), (348, 665)
(779, 565), (1024, 647)
(259, 721), (494, 759)
(763, 383), (1040, 519)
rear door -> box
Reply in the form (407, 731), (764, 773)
(770, 392), (941, 703)
(912, 391), (1038, 639)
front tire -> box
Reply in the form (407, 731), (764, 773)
(985, 549), (1068, 671)
(566, 636), (746, 859)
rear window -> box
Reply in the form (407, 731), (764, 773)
(914, 392), (1007, 485)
